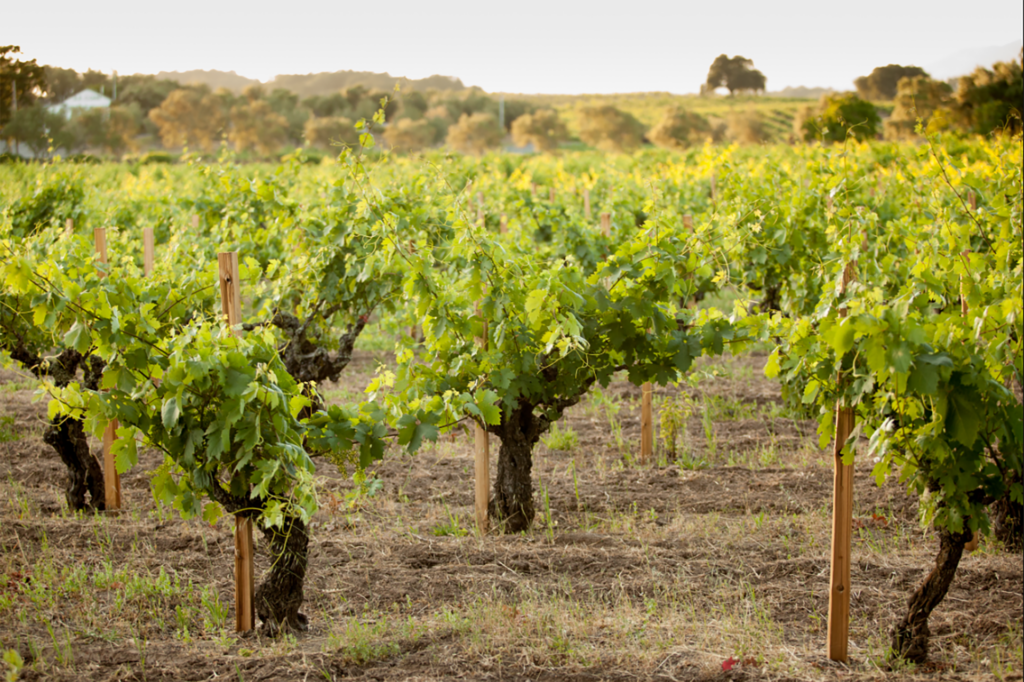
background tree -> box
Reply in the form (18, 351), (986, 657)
(577, 105), (646, 152)
(304, 116), (358, 149)
(1, 104), (84, 157)
(954, 55), (1023, 136)
(399, 90), (429, 119)
(799, 92), (880, 143)
(78, 69), (112, 95)
(704, 54), (767, 95)
(43, 66), (82, 102)
(424, 105), (455, 143)
(1, 46), (47, 128)
(229, 99), (289, 155)
(148, 87), (226, 151)
(501, 99), (537, 132)
(385, 118), (435, 152)
(510, 109), (567, 152)
(78, 104), (142, 157)
(116, 75), (180, 117)
(854, 64), (929, 100)
(647, 107), (712, 150)
(726, 109), (769, 144)
(884, 76), (954, 139)
(446, 112), (503, 154)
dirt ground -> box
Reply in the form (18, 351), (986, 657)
(0, 352), (1021, 682)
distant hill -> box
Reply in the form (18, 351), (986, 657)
(926, 41), (1023, 80)
(767, 86), (834, 99)
(266, 71), (465, 97)
(152, 68), (465, 96)
(154, 69), (260, 92)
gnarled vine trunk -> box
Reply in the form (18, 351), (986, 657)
(890, 525), (972, 664)
(42, 349), (105, 511)
(489, 404), (543, 533)
(490, 434), (536, 533)
(43, 417), (105, 511)
(255, 517), (310, 636)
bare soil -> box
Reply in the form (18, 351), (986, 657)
(0, 354), (1021, 681)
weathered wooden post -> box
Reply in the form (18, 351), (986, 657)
(218, 252), (255, 633)
(600, 213), (611, 238)
(827, 261), (856, 662)
(583, 189), (591, 220)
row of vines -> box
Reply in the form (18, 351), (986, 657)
(1, 133), (1021, 662)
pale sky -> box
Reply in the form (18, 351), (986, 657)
(4, 0), (1022, 94)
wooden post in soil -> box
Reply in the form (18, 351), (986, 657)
(827, 260), (856, 662)
(218, 252), (255, 633)
(143, 228), (155, 276)
(499, 214), (507, 235)
(968, 191), (977, 212)
(66, 218), (74, 237)
(94, 228), (122, 511)
(600, 213), (611, 238)
(477, 192), (485, 227)
(583, 189), (591, 220)
(474, 302), (490, 536)
(192, 214), (200, 230)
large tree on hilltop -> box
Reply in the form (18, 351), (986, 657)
(705, 55), (766, 95)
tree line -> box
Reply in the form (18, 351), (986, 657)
(2, 46), (1021, 160)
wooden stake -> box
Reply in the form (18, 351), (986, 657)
(192, 214), (200, 230)
(641, 382), (653, 465)
(530, 182), (537, 196)
(102, 419), (121, 510)
(65, 218), (74, 237)
(477, 192), (485, 226)
(218, 252), (254, 633)
(827, 261), (856, 662)
(710, 170), (717, 206)
(234, 517), (256, 632)
(94, 229), (109, 275)
(600, 213), (611, 238)
(682, 214), (693, 231)
(583, 189), (591, 220)
(474, 304), (490, 536)
(549, 187), (555, 203)
(143, 228), (154, 276)
(94, 228), (122, 511)
(968, 191), (977, 212)
(499, 214), (507, 234)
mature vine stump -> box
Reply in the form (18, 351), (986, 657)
(890, 525), (972, 664)
(43, 417), (105, 511)
(491, 439), (535, 533)
(255, 517), (310, 636)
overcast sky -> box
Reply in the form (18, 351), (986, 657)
(4, 0), (1022, 94)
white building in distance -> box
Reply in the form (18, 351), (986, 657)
(46, 89), (111, 119)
